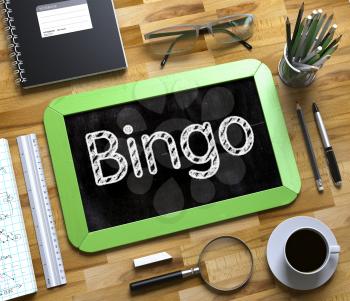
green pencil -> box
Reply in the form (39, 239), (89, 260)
(307, 53), (320, 65)
(315, 10), (326, 37)
(291, 18), (306, 57)
(320, 34), (342, 56)
(286, 17), (292, 61)
(291, 2), (304, 46)
(304, 11), (320, 56)
(301, 46), (322, 63)
(321, 44), (339, 57)
(295, 15), (312, 60)
(320, 25), (337, 49)
(308, 10), (326, 53)
(315, 14), (334, 47)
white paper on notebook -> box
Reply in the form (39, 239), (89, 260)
(0, 139), (37, 301)
(36, 0), (93, 38)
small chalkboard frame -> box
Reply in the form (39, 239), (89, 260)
(44, 60), (300, 252)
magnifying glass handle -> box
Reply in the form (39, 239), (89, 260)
(130, 268), (199, 291)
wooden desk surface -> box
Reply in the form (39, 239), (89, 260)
(1, 0), (349, 300)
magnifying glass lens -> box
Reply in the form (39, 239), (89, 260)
(198, 236), (253, 291)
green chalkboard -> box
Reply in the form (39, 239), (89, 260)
(44, 60), (301, 252)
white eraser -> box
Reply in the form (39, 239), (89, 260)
(133, 252), (172, 268)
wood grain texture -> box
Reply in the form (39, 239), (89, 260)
(0, 0), (350, 300)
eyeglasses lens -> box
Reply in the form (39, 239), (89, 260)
(212, 15), (254, 45)
(145, 26), (197, 55)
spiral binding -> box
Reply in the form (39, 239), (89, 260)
(1, 0), (27, 84)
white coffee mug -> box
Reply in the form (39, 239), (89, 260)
(284, 227), (340, 276)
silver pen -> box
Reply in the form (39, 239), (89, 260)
(312, 102), (342, 186)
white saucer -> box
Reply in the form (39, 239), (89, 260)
(266, 216), (339, 290)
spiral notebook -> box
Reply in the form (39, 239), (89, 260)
(0, 139), (37, 300)
(1, 0), (127, 88)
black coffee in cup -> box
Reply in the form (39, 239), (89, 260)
(285, 229), (328, 273)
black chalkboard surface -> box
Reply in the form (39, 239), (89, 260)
(45, 60), (300, 251)
(65, 77), (281, 232)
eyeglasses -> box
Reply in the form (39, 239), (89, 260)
(144, 14), (254, 68)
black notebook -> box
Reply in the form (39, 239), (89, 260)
(2, 0), (127, 88)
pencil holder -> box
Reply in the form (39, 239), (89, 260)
(278, 45), (317, 88)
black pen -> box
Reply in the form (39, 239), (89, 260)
(297, 103), (324, 192)
(312, 102), (342, 186)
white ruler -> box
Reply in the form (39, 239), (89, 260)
(17, 134), (66, 289)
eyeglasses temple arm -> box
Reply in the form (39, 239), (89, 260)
(212, 28), (253, 50)
(160, 32), (194, 69)
(145, 30), (194, 40)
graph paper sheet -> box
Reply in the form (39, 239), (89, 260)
(0, 139), (37, 300)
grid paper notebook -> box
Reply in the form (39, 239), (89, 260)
(0, 139), (37, 301)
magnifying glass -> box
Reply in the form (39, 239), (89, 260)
(130, 236), (254, 292)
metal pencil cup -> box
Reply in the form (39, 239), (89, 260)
(278, 45), (317, 88)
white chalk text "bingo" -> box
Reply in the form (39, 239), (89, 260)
(86, 116), (254, 186)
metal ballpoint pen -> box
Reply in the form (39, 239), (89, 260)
(312, 103), (342, 186)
